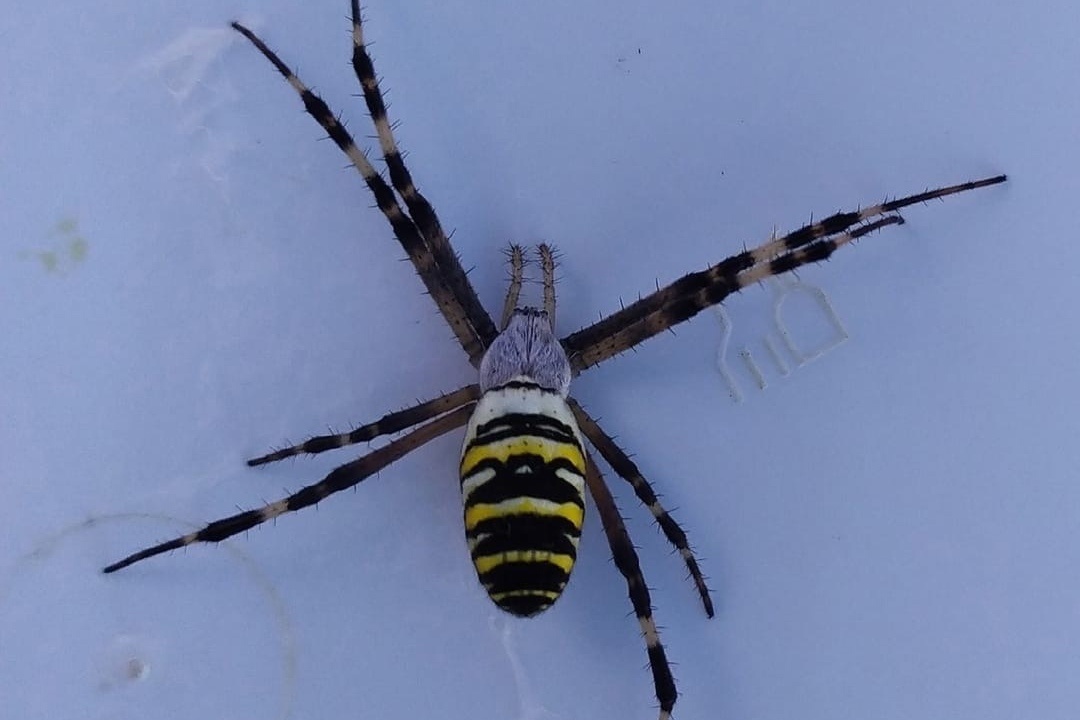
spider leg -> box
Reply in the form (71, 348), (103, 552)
(597, 216), (908, 363)
(563, 175), (1006, 370)
(574, 216), (902, 367)
(539, 243), (557, 327)
(103, 403), (475, 574)
(500, 244), (525, 330)
(570, 399), (714, 617)
(231, 21), (493, 365)
(248, 384), (480, 466)
(583, 452), (677, 720)
(347, 1), (498, 363)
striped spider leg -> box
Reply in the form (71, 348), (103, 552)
(562, 175), (1007, 372)
(103, 404), (476, 573)
(104, 6), (1007, 720)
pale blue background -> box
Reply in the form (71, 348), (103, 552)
(1, 2), (1074, 719)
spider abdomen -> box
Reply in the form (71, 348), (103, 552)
(459, 378), (587, 617)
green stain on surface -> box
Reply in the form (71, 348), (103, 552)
(21, 216), (90, 275)
(38, 250), (61, 272)
(68, 235), (88, 263)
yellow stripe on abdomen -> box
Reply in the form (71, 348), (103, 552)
(464, 497), (584, 532)
(473, 550), (576, 575)
(460, 435), (584, 478)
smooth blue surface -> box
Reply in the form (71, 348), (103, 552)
(1, 2), (1074, 719)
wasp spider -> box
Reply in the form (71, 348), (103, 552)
(104, 4), (1006, 718)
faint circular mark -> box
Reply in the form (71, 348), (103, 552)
(0, 513), (296, 720)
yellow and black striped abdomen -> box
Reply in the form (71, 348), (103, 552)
(460, 379), (587, 617)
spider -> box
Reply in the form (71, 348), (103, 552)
(103, 4), (1006, 718)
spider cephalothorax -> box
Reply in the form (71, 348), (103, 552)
(104, 4), (1006, 718)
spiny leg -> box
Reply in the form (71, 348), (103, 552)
(248, 384), (480, 466)
(569, 398), (713, 618)
(713, 175), (1009, 286)
(231, 21), (492, 364)
(567, 215), (894, 368)
(563, 174), (1007, 372)
(347, 1), (499, 360)
(103, 403), (475, 574)
(538, 243), (557, 327)
(583, 452), (676, 720)
(579, 216), (903, 367)
(500, 244), (525, 330)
